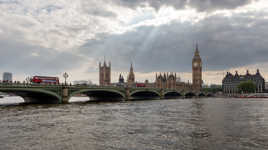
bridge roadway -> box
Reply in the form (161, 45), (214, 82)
(0, 83), (213, 104)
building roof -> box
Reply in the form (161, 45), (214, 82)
(223, 70), (265, 83)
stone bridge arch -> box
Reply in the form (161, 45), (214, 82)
(163, 91), (182, 98)
(69, 88), (126, 101)
(185, 91), (196, 98)
(198, 92), (206, 97)
(206, 93), (214, 97)
(130, 89), (161, 100)
(0, 88), (61, 103)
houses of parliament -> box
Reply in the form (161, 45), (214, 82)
(99, 45), (202, 92)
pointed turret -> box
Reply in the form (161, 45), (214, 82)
(196, 43), (199, 52)
(256, 69), (260, 75)
(127, 62), (135, 86)
(194, 43), (201, 59)
(246, 70), (250, 75)
(104, 60), (107, 67)
(119, 73), (124, 83)
(130, 63), (133, 72)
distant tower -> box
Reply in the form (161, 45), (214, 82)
(192, 43), (202, 91)
(3, 72), (12, 82)
(99, 60), (111, 86)
(119, 74), (124, 84)
(127, 63), (135, 85)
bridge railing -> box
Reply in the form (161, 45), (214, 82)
(0, 82), (68, 88)
(0, 82), (186, 93)
(0, 82), (126, 89)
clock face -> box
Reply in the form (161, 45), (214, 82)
(194, 62), (198, 67)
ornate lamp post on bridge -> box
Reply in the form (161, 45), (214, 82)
(63, 72), (69, 85)
(25, 77), (31, 84)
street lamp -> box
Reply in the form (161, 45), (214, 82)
(63, 72), (69, 85)
(26, 76), (31, 84)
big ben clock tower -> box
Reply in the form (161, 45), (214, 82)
(192, 44), (202, 91)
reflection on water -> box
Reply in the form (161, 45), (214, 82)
(0, 96), (90, 105)
(0, 96), (24, 105)
(1, 98), (268, 150)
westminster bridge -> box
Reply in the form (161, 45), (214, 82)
(0, 83), (213, 104)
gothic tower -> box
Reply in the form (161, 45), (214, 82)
(127, 63), (135, 85)
(192, 44), (202, 91)
(99, 60), (111, 86)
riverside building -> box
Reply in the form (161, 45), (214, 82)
(3, 72), (12, 82)
(222, 69), (265, 94)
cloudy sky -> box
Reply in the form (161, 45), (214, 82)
(0, 0), (268, 84)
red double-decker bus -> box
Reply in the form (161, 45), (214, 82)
(31, 76), (59, 84)
(136, 83), (146, 87)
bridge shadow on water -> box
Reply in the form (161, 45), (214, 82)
(82, 90), (124, 102)
(164, 92), (183, 99)
(130, 91), (161, 101)
(185, 92), (196, 99)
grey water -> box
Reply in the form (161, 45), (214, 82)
(0, 97), (268, 150)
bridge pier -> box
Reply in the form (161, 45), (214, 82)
(160, 89), (164, 99)
(62, 88), (69, 104)
(125, 87), (130, 101)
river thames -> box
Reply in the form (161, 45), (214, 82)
(0, 97), (268, 150)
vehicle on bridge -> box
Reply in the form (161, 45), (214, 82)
(31, 76), (59, 84)
(136, 83), (146, 87)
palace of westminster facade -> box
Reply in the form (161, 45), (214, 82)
(99, 45), (203, 92)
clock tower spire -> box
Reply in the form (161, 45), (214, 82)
(192, 43), (202, 92)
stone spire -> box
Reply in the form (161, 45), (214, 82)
(103, 56), (107, 67)
(127, 63), (135, 86)
(194, 43), (201, 59)
(119, 74), (124, 83)
(130, 63), (133, 72)
(246, 70), (250, 75)
(256, 69), (260, 75)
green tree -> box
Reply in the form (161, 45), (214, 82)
(202, 87), (222, 93)
(237, 80), (256, 93)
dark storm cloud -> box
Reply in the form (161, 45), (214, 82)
(112, 0), (258, 11)
(188, 0), (258, 11)
(0, 37), (84, 76)
(195, 12), (268, 71)
(80, 11), (268, 73)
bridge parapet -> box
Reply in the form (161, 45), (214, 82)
(0, 83), (213, 103)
